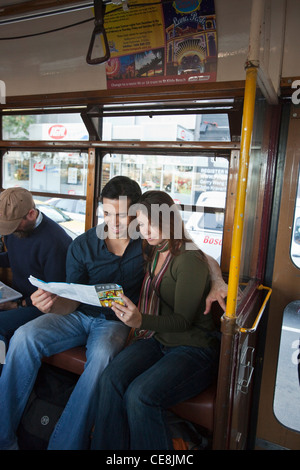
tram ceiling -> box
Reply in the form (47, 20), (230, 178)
(1, 1), (296, 104)
(0, 0), (195, 67)
(0, 1), (93, 22)
(0, 0), (170, 23)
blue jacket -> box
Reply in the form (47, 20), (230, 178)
(0, 213), (72, 305)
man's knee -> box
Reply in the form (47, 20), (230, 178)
(9, 320), (42, 354)
(85, 345), (115, 377)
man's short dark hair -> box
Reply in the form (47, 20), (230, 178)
(100, 176), (141, 206)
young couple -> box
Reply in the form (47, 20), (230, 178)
(0, 176), (227, 450)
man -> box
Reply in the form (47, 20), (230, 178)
(0, 187), (72, 356)
(0, 177), (227, 450)
(0, 176), (145, 450)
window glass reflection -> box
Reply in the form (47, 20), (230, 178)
(2, 150), (88, 196)
(100, 153), (228, 262)
(102, 113), (230, 142)
(274, 301), (300, 431)
(291, 169), (300, 268)
(2, 114), (88, 141)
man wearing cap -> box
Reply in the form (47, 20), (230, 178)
(0, 187), (72, 359)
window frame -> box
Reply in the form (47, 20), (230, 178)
(0, 99), (242, 268)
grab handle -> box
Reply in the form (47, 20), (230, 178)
(86, 0), (110, 65)
(239, 284), (272, 334)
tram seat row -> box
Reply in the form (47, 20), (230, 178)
(43, 346), (216, 432)
(43, 303), (223, 434)
(0, 264), (220, 435)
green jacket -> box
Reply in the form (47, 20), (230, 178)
(140, 249), (219, 348)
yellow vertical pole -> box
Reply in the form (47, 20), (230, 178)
(214, 0), (263, 449)
(213, 66), (258, 449)
(225, 66), (258, 319)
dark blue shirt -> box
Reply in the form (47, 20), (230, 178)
(0, 214), (72, 305)
(65, 224), (144, 319)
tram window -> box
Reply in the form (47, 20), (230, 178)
(273, 301), (300, 432)
(102, 113), (230, 142)
(2, 114), (88, 141)
(290, 170), (300, 268)
(44, 198), (86, 235)
(2, 150), (88, 195)
(274, 170), (300, 432)
(1, 150), (87, 237)
(99, 153), (228, 262)
(186, 211), (224, 231)
(46, 198), (86, 215)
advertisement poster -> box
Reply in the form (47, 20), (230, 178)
(104, 0), (217, 89)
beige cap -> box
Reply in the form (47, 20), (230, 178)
(0, 187), (34, 235)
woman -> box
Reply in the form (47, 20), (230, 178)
(91, 190), (220, 450)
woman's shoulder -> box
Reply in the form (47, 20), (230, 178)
(172, 246), (208, 270)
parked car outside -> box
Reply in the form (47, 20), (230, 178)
(34, 200), (81, 239)
(185, 191), (226, 263)
(45, 198), (85, 220)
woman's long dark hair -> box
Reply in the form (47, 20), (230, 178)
(137, 190), (207, 264)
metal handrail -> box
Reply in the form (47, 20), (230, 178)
(239, 284), (272, 334)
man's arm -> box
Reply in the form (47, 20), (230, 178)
(31, 234), (84, 314)
(31, 288), (80, 315)
(205, 255), (228, 314)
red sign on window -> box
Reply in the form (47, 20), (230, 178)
(33, 162), (45, 172)
(48, 125), (67, 139)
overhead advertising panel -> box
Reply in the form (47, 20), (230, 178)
(104, 0), (217, 89)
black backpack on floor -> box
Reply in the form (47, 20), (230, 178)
(17, 363), (79, 450)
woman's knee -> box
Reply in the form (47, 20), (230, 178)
(125, 378), (153, 411)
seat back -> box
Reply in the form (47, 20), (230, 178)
(43, 346), (86, 375)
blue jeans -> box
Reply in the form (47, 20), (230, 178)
(0, 306), (43, 358)
(0, 311), (129, 450)
(91, 337), (219, 450)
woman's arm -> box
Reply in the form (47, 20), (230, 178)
(204, 254), (228, 314)
(111, 294), (142, 328)
(112, 252), (210, 332)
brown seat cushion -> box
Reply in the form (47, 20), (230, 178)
(43, 345), (216, 432)
(43, 346), (86, 375)
(170, 383), (216, 432)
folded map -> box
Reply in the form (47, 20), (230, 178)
(29, 276), (124, 307)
